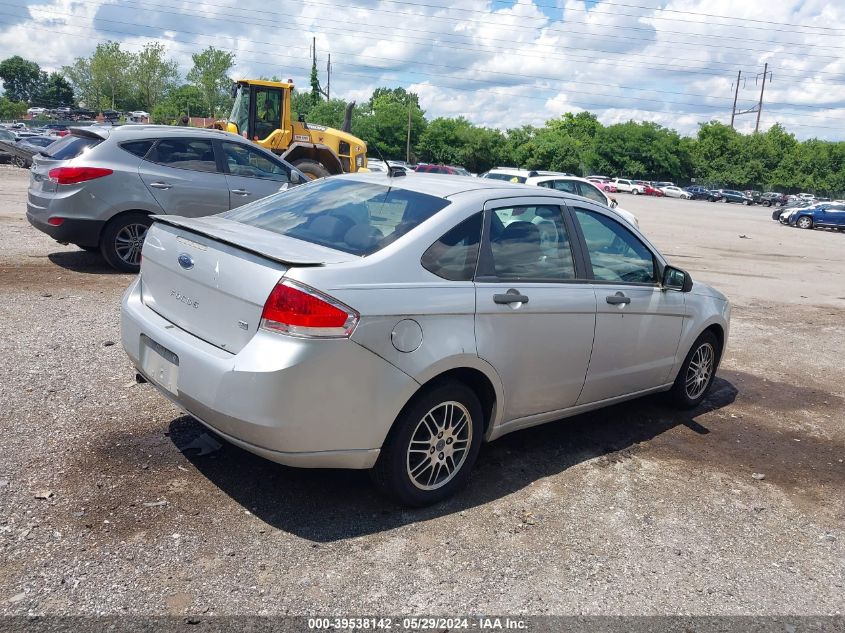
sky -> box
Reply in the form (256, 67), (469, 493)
(1, 0), (844, 139)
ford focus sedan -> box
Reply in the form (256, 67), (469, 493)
(121, 174), (730, 506)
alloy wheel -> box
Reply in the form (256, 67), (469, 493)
(114, 223), (149, 266)
(685, 342), (714, 400)
(406, 401), (472, 491)
(797, 217), (813, 229)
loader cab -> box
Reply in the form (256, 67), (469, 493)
(228, 81), (290, 149)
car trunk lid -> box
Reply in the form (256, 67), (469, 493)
(140, 218), (354, 354)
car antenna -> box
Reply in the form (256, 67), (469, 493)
(369, 142), (404, 178)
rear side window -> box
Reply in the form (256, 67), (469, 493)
(421, 213), (481, 281)
(147, 139), (217, 173)
(486, 172), (526, 183)
(223, 178), (450, 256)
(43, 134), (102, 160)
(120, 140), (153, 158)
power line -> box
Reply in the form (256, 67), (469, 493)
(3, 7), (841, 116)
(10, 0), (845, 87)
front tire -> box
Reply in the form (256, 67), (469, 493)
(669, 331), (719, 409)
(632, 189), (640, 195)
(796, 216), (813, 229)
(292, 159), (330, 180)
(371, 383), (483, 506)
(100, 212), (151, 273)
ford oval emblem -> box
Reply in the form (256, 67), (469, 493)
(177, 253), (194, 270)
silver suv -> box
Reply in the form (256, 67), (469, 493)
(26, 125), (304, 272)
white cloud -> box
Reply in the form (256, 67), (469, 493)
(1, 0), (843, 139)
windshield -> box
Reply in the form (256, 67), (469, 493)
(223, 178), (450, 256)
(230, 85), (250, 135)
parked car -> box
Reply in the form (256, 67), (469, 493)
(776, 200), (815, 223)
(478, 167), (538, 183)
(612, 178), (646, 194)
(587, 177), (617, 193)
(120, 173), (730, 506)
(525, 174), (639, 226)
(26, 125), (305, 272)
(760, 192), (786, 207)
(27, 107), (47, 116)
(684, 186), (715, 201)
(636, 181), (664, 197)
(0, 128), (16, 162)
(101, 109), (121, 122)
(659, 185), (690, 199)
(414, 164), (468, 175)
(718, 190), (753, 205)
(788, 203), (845, 230)
(10, 135), (58, 168)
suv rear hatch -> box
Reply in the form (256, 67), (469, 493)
(29, 128), (108, 194)
(140, 216), (356, 354)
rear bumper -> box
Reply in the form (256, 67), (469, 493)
(121, 277), (419, 469)
(26, 207), (104, 247)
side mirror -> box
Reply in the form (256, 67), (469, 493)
(662, 265), (693, 292)
(609, 198), (618, 208)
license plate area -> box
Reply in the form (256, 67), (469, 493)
(140, 334), (179, 395)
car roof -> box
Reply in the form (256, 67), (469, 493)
(334, 171), (582, 199)
(69, 124), (242, 142)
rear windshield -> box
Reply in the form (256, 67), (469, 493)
(222, 178), (450, 256)
(42, 134), (102, 160)
(485, 172), (526, 183)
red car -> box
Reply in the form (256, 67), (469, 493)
(587, 177), (617, 193)
(635, 181), (664, 196)
(414, 164), (470, 176)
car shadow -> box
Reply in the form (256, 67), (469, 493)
(168, 377), (737, 542)
(47, 250), (125, 275)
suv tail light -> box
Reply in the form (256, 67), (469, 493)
(48, 166), (113, 185)
(260, 279), (358, 339)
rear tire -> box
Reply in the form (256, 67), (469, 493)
(292, 159), (330, 180)
(371, 382), (483, 506)
(669, 331), (720, 409)
(100, 212), (152, 273)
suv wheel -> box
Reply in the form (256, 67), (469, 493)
(371, 383), (483, 506)
(100, 212), (152, 273)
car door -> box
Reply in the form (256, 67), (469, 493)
(219, 140), (293, 209)
(828, 206), (845, 227)
(474, 198), (597, 422)
(139, 137), (229, 217)
(569, 204), (686, 405)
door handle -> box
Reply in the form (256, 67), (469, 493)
(606, 292), (631, 305)
(149, 182), (172, 189)
(494, 289), (529, 305)
(230, 188), (251, 196)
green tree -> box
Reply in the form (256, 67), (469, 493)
(0, 56), (43, 102)
(355, 88), (425, 159)
(32, 72), (75, 108)
(0, 96), (27, 119)
(133, 42), (179, 111)
(62, 57), (101, 110)
(151, 84), (207, 123)
(90, 41), (133, 109)
(187, 46), (235, 118)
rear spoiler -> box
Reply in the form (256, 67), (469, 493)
(69, 126), (110, 140)
(150, 215), (357, 267)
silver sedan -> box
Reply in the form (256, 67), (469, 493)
(121, 173), (730, 506)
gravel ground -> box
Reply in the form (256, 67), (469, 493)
(0, 167), (843, 616)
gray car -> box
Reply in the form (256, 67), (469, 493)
(121, 173), (730, 506)
(26, 125), (304, 272)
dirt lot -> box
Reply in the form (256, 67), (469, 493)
(0, 167), (843, 616)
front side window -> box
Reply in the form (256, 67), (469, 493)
(574, 208), (656, 284)
(222, 141), (290, 181)
(421, 213), (481, 281)
(488, 205), (575, 281)
(147, 139), (217, 173)
(254, 87), (282, 140)
(223, 178), (450, 256)
(576, 181), (608, 205)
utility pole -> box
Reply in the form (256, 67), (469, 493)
(406, 95), (412, 163)
(730, 69), (741, 130)
(755, 62), (769, 134)
(326, 53), (331, 100)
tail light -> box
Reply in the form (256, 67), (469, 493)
(260, 279), (358, 339)
(48, 166), (113, 185)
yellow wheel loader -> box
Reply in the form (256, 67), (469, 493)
(220, 79), (367, 180)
